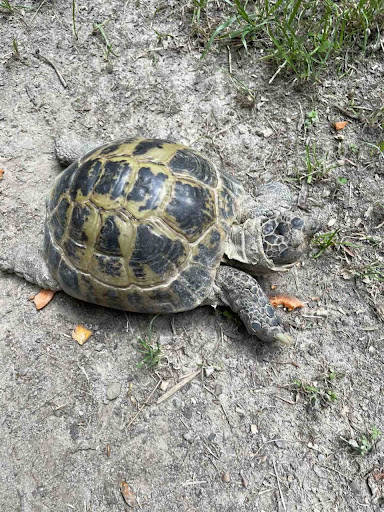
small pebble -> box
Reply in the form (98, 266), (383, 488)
(182, 407), (193, 420)
(350, 480), (362, 495)
(160, 380), (169, 391)
(241, 475), (248, 487)
(317, 453), (326, 462)
(205, 367), (215, 377)
(106, 382), (121, 400)
(222, 472), (230, 483)
(183, 431), (194, 443)
(215, 384), (223, 396)
(250, 424), (258, 435)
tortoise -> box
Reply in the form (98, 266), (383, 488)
(0, 136), (319, 346)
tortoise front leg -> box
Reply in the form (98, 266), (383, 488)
(0, 245), (61, 290)
(242, 181), (292, 219)
(211, 266), (292, 346)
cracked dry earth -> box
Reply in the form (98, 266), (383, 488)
(0, 1), (384, 511)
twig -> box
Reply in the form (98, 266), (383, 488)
(319, 464), (353, 481)
(272, 458), (286, 512)
(269, 60), (287, 84)
(28, 0), (46, 26)
(34, 49), (68, 88)
(219, 400), (233, 429)
(227, 45), (232, 74)
(333, 104), (360, 121)
(126, 379), (161, 428)
(275, 395), (297, 405)
(157, 369), (201, 404)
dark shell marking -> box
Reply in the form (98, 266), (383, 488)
(45, 137), (240, 312)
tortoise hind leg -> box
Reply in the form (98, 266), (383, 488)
(0, 245), (61, 290)
(210, 266), (292, 346)
(55, 132), (103, 167)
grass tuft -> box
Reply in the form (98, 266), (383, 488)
(199, 0), (384, 80)
(93, 20), (119, 60)
(136, 315), (163, 370)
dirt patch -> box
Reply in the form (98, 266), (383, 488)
(0, 1), (383, 511)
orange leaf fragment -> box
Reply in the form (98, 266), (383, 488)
(33, 289), (55, 310)
(0, 169), (4, 179)
(334, 121), (348, 131)
(269, 294), (304, 312)
(120, 481), (137, 508)
(72, 325), (92, 345)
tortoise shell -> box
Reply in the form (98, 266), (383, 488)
(44, 138), (243, 313)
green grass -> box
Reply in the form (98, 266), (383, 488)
(198, 0), (384, 80)
(192, 0), (210, 24)
(92, 20), (119, 60)
(136, 315), (163, 370)
(292, 370), (343, 410)
(0, 0), (14, 11)
(353, 262), (384, 282)
(12, 38), (20, 59)
(345, 426), (382, 455)
(0, 0), (33, 12)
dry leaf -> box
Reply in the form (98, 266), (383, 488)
(0, 169), (4, 179)
(334, 121), (348, 131)
(33, 289), (55, 310)
(120, 481), (137, 508)
(269, 294), (304, 311)
(72, 325), (92, 345)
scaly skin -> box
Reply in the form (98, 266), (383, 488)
(0, 245), (61, 291)
(212, 266), (292, 346)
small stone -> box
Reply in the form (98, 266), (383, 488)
(241, 475), (248, 487)
(327, 218), (337, 227)
(222, 472), (230, 483)
(160, 380), (169, 391)
(250, 424), (258, 435)
(215, 384), (223, 396)
(315, 308), (328, 317)
(255, 126), (273, 138)
(205, 367), (215, 377)
(317, 453), (326, 462)
(183, 431), (194, 443)
(322, 189), (331, 198)
(275, 440), (286, 449)
(287, 474), (294, 483)
(350, 480), (362, 495)
(236, 407), (246, 416)
(106, 382), (121, 400)
(182, 407), (193, 420)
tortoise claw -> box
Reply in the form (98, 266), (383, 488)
(275, 332), (293, 346)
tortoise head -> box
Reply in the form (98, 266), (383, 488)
(234, 211), (320, 273)
(259, 211), (320, 265)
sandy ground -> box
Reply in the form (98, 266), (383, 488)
(0, 1), (383, 511)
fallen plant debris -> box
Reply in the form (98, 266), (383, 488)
(0, 169), (4, 179)
(71, 325), (92, 345)
(33, 289), (55, 310)
(269, 294), (304, 311)
(334, 121), (348, 131)
(120, 481), (137, 508)
(157, 369), (201, 405)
